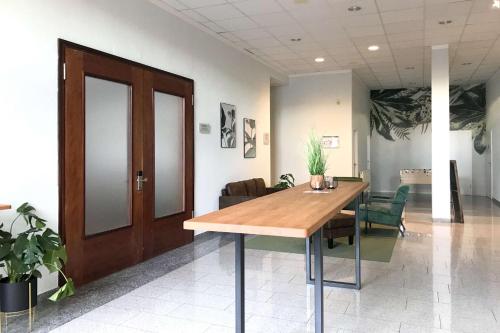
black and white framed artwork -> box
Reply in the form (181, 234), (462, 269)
(243, 118), (256, 158)
(220, 103), (236, 148)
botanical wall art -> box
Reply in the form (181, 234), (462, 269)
(243, 118), (256, 158)
(220, 103), (236, 148)
(370, 84), (487, 154)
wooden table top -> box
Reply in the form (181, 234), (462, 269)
(0, 204), (11, 210)
(184, 181), (368, 238)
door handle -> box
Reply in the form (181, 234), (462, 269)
(136, 171), (148, 191)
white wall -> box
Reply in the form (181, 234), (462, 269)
(352, 75), (370, 174)
(271, 71), (353, 184)
(371, 131), (432, 194)
(487, 70), (500, 201)
(0, 0), (279, 294)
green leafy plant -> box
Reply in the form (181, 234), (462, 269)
(307, 134), (328, 175)
(0, 203), (75, 301)
(274, 174), (295, 189)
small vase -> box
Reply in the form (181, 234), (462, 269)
(310, 175), (324, 190)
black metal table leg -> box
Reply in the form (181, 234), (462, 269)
(235, 233), (245, 333)
(313, 228), (324, 332)
(306, 236), (312, 283)
(354, 195), (361, 290)
(306, 193), (362, 290)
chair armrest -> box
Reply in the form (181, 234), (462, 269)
(219, 195), (257, 209)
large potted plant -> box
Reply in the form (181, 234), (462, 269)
(0, 203), (75, 312)
(307, 134), (328, 190)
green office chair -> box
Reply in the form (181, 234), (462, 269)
(360, 185), (410, 237)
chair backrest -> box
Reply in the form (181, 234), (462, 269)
(333, 177), (363, 210)
(333, 176), (362, 182)
(390, 185), (410, 216)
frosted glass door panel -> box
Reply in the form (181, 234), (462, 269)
(85, 76), (131, 236)
(154, 91), (185, 218)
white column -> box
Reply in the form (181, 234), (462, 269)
(431, 45), (451, 221)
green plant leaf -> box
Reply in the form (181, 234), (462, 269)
(6, 253), (29, 274)
(0, 242), (11, 260)
(48, 279), (75, 302)
(43, 250), (62, 273)
(25, 236), (43, 265)
(13, 234), (29, 257)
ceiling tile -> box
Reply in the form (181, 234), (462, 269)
(387, 31), (423, 42)
(381, 8), (423, 24)
(339, 13), (382, 26)
(384, 20), (424, 34)
(265, 24), (307, 37)
(247, 37), (282, 48)
(261, 45), (294, 55)
(250, 12), (296, 27)
(231, 28), (271, 40)
(390, 40), (425, 49)
(158, 0), (189, 10)
(345, 25), (385, 37)
(288, 4), (335, 22)
(202, 21), (226, 33)
(180, 9), (210, 22)
(216, 17), (259, 31)
(468, 12), (500, 24)
(276, 0), (330, 11)
(179, 0), (226, 8)
(425, 1), (472, 19)
(376, 0), (423, 12)
(219, 31), (241, 42)
(327, 0), (379, 15)
(232, 0), (283, 16)
(195, 4), (244, 21)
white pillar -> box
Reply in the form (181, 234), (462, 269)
(431, 45), (451, 221)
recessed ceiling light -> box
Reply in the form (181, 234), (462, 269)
(438, 20), (453, 25)
(405, 66), (415, 70)
(348, 5), (362, 11)
(461, 62), (472, 66)
(368, 45), (379, 51)
(493, 0), (500, 9)
(290, 38), (302, 42)
(314, 57), (325, 63)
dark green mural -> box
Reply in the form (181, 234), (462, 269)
(370, 84), (487, 154)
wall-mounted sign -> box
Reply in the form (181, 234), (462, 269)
(321, 136), (339, 149)
(199, 123), (211, 134)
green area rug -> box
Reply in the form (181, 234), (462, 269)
(245, 226), (398, 262)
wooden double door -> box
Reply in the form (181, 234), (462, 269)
(60, 41), (194, 286)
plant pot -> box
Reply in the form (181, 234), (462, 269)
(310, 175), (325, 190)
(0, 277), (37, 313)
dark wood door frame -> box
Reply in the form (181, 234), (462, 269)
(58, 40), (195, 286)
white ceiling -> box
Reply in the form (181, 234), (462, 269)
(150, 0), (500, 88)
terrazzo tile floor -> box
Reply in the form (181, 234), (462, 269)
(4, 196), (500, 333)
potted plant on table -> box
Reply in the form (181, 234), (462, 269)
(274, 174), (296, 189)
(307, 134), (328, 190)
(0, 203), (75, 313)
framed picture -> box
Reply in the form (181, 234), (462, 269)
(243, 118), (256, 158)
(220, 103), (236, 148)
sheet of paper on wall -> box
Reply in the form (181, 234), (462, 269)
(199, 123), (211, 134)
(321, 136), (339, 149)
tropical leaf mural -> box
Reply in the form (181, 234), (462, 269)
(370, 83), (487, 154)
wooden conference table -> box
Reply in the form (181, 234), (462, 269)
(184, 181), (368, 333)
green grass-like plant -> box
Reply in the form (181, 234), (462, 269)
(307, 134), (328, 175)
